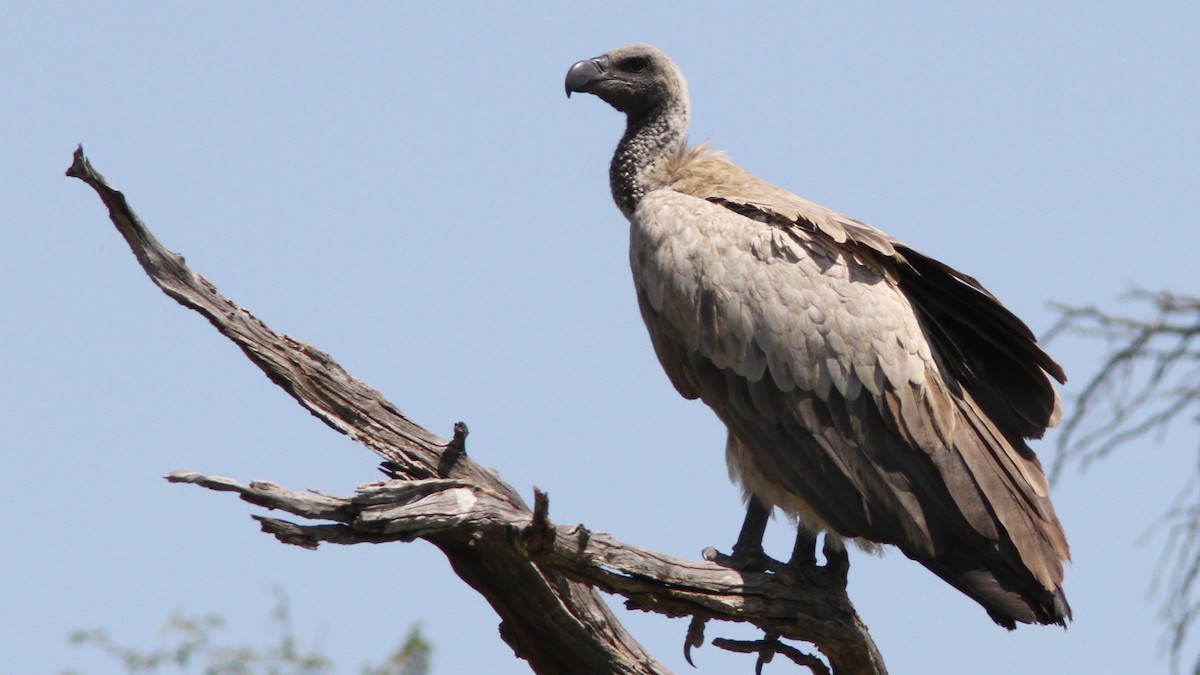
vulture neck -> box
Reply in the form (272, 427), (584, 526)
(610, 100), (688, 219)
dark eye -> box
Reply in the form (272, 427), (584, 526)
(622, 56), (649, 74)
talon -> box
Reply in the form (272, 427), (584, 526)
(724, 546), (774, 572)
(683, 615), (707, 667)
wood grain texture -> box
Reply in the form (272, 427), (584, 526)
(69, 147), (886, 674)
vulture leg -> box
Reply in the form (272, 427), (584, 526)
(822, 534), (850, 587)
(728, 496), (771, 569)
(786, 521), (819, 567)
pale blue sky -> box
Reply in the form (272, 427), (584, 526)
(4, 3), (1198, 673)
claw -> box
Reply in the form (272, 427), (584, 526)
(683, 615), (707, 667)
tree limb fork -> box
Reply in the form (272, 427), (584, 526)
(68, 146), (886, 675)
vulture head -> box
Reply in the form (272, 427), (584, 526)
(565, 44), (688, 119)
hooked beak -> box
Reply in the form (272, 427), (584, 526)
(565, 55), (611, 97)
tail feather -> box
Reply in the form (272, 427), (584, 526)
(919, 551), (1071, 629)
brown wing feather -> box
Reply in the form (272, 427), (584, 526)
(896, 245), (1065, 439)
(669, 146), (1065, 439)
(632, 147), (1070, 627)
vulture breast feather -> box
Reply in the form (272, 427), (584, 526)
(566, 43), (1071, 629)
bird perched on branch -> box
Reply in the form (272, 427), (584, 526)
(565, 43), (1070, 629)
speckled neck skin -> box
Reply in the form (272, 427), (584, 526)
(609, 100), (688, 220)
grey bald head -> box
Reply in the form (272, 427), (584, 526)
(565, 44), (692, 218)
(565, 44), (688, 119)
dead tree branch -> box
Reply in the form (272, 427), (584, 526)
(68, 146), (887, 675)
(1047, 290), (1200, 478)
(1048, 289), (1200, 672)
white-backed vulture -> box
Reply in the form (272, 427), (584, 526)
(565, 44), (1071, 629)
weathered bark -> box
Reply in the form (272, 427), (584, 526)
(68, 146), (887, 675)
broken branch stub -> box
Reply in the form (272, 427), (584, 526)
(71, 146), (886, 675)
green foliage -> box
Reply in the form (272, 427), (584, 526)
(67, 589), (430, 675)
(362, 625), (431, 675)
